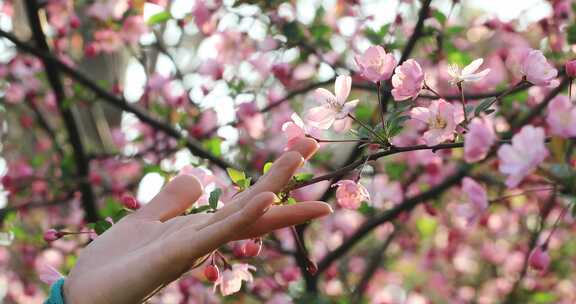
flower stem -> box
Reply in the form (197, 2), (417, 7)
(376, 81), (386, 129)
(423, 81), (445, 99)
(457, 82), (468, 124)
(347, 114), (388, 145)
(306, 134), (374, 143)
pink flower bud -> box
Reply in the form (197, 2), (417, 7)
(204, 264), (220, 282)
(84, 43), (99, 58)
(242, 239), (262, 257)
(43, 229), (63, 242)
(529, 246), (550, 272)
(121, 194), (139, 209)
(565, 59), (576, 78)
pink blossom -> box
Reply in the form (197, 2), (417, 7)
(5, 83), (25, 103)
(464, 117), (496, 163)
(529, 246), (550, 272)
(546, 95), (576, 138)
(520, 50), (557, 86)
(93, 29), (123, 54)
(459, 177), (488, 225)
(237, 102), (265, 139)
(447, 58), (491, 85)
(121, 16), (147, 45)
(410, 99), (461, 146)
(354, 46), (397, 83)
(86, 0), (129, 21)
(333, 180), (370, 209)
(306, 75), (358, 132)
(497, 125), (549, 188)
(368, 175), (403, 207)
(214, 263), (256, 296)
(198, 59), (224, 80)
(565, 59), (576, 78)
(391, 59), (424, 101)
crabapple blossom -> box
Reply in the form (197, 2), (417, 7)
(546, 95), (576, 138)
(497, 125), (549, 188)
(354, 46), (397, 83)
(121, 16), (147, 45)
(391, 59), (425, 101)
(459, 177), (489, 225)
(447, 58), (491, 85)
(306, 75), (359, 132)
(464, 117), (496, 163)
(214, 264), (256, 296)
(410, 99), (462, 146)
(520, 50), (558, 86)
(333, 180), (370, 209)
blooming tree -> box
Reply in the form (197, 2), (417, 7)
(1, 0), (576, 303)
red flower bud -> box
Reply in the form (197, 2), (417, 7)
(121, 194), (139, 209)
(70, 16), (81, 29)
(43, 229), (63, 242)
(204, 264), (220, 282)
(242, 239), (262, 257)
(84, 43), (99, 58)
(565, 59), (576, 78)
(529, 246), (550, 272)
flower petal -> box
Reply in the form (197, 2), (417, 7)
(335, 75), (352, 105)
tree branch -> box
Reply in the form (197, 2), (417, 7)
(24, 0), (99, 222)
(0, 29), (237, 171)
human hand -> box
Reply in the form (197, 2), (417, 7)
(63, 137), (331, 304)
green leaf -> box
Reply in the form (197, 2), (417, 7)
(227, 168), (246, 184)
(530, 292), (557, 303)
(294, 173), (314, 182)
(385, 162), (407, 180)
(568, 24), (576, 45)
(263, 162), (273, 174)
(112, 209), (129, 223)
(189, 205), (212, 214)
(357, 201), (375, 216)
(94, 220), (112, 235)
(416, 216), (437, 239)
(236, 178), (252, 190)
(474, 98), (497, 116)
(202, 138), (222, 157)
(432, 10), (447, 24)
(147, 11), (171, 25)
(282, 21), (304, 44)
(209, 188), (222, 210)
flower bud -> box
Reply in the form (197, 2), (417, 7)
(529, 246), (550, 272)
(242, 239), (262, 257)
(565, 59), (576, 78)
(204, 264), (220, 282)
(121, 194), (139, 209)
(43, 229), (63, 242)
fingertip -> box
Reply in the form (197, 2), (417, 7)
(288, 137), (319, 160)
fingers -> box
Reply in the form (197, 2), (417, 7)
(200, 137), (319, 228)
(170, 192), (276, 259)
(248, 137), (319, 195)
(233, 201), (332, 240)
(134, 174), (203, 222)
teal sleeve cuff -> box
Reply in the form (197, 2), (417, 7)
(44, 278), (66, 304)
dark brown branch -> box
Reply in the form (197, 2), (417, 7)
(24, 0), (99, 222)
(0, 29), (237, 171)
